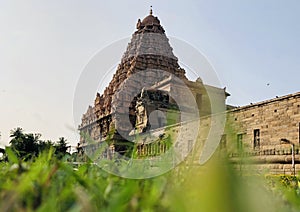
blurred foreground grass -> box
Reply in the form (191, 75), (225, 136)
(1, 148), (300, 212)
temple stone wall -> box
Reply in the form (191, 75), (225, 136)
(226, 92), (300, 151)
(187, 92), (300, 174)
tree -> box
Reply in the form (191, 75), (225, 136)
(9, 127), (25, 151)
(38, 140), (54, 153)
(9, 128), (40, 160)
(54, 137), (69, 159)
(7, 128), (69, 161)
(9, 127), (41, 160)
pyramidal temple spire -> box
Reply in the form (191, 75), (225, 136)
(79, 9), (189, 144)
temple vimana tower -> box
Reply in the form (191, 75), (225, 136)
(78, 9), (227, 156)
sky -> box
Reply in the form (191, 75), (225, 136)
(0, 0), (300, 147)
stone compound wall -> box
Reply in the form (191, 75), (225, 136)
(227, 92), (300, 150)
(224, 92), (300, 175)
(184, 92), (300, 175)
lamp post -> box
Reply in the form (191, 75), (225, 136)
(292, 143), (295, 177)
(280, 138), (295, 176)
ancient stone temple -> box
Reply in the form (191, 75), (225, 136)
(78, 9), (228, 155)
(78, 9), (300, 176)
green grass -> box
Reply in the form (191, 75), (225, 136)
(1, 147), (300, 211)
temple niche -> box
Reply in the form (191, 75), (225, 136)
(78, 9), (228, 156)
